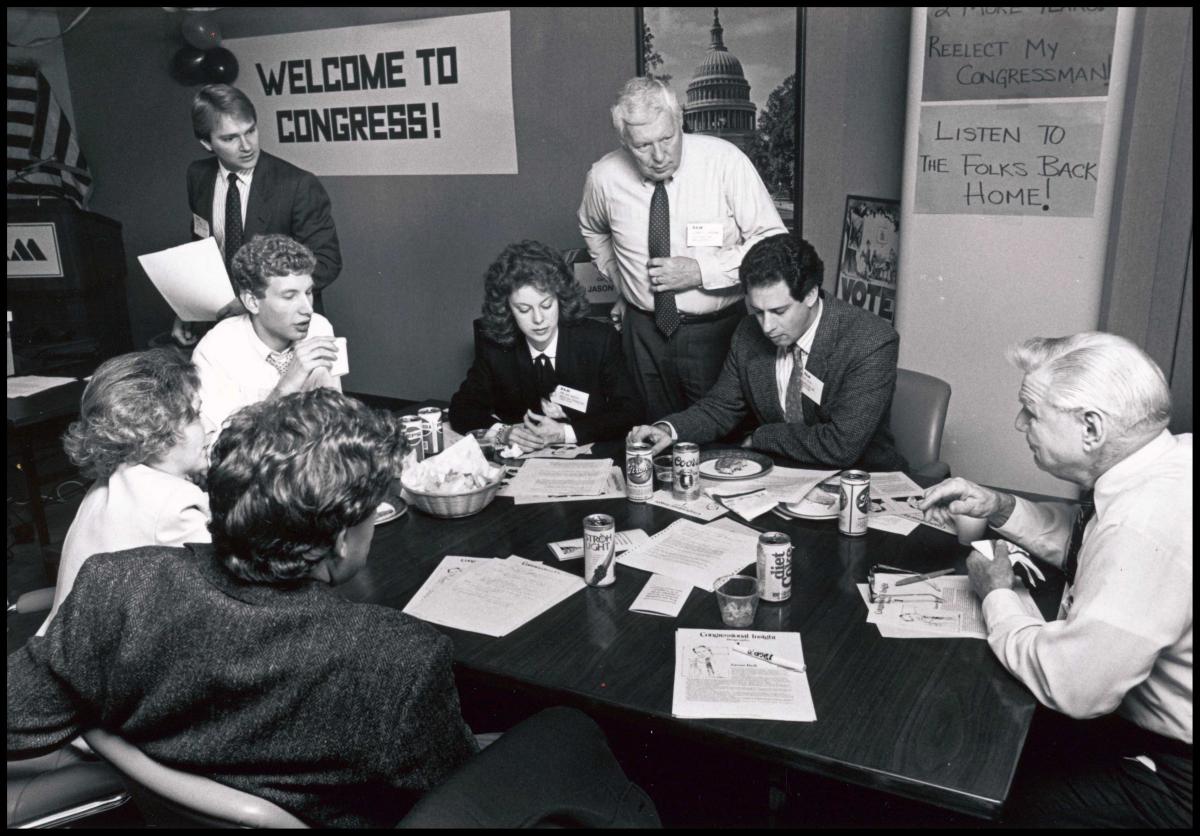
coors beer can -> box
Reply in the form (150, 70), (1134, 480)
(838, 470), (870, 537)
(625, 441), (654, 503)
(757, 531), (793, 602)
(417, 407), (443, 455)
(583, 514), (617, 587)
(399, 415), (425, 462)
(671, 442), (701, 501)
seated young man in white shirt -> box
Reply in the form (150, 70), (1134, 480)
(192, 233), (342, 447)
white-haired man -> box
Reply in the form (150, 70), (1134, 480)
(920, 332), (1191, 827)
(578, 76), (786, 419)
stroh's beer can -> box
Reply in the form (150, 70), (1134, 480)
(672, 442), (701, 501)
(757, 531), (793, 602)
(838, 470), (871, 537)
(625, 441), (654, 503)
(399, 415), (425, 462)
(583, 514), (616, 587)
(417, 407), (443, 455)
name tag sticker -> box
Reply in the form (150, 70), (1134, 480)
(192, 213), (210, 239)
(801, 369), (824, 406)
(686, 222), (724, 247)
(550, 384), (589, 413)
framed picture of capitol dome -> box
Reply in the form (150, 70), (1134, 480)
(637, 7), (802, 232)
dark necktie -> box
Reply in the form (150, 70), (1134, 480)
(1062, 490), (1095, 585)
(225, 171), (245, 271)
(649, 182), (680, 337)
(784, 345), (807, 422)
(533, 354), (556, 399)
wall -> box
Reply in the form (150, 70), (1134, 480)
(57, 7), (634, 400)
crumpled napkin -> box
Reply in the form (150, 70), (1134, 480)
(401, 434), (502, 494)
(971, 539), (1047, 587)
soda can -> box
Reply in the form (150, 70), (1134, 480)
(671, 442), (701, 501)
(625, 440), (654, 503)
(417, 407), (443, 455)
(399, 415), (425, 462)
(838, 470), (871, 537)
(583, 514), (616, 587)
(757, 531), (793, 602)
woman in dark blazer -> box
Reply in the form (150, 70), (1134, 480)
(450, 240), (643, 452)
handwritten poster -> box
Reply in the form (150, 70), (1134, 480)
(915, 100), (1104, 217)
(224, 11), (517, 176)
(923, 7), (1118, 101)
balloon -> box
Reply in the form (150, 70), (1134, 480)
(181, 14), (221, 50)
(203, 48), (239, 84)
(170, 46), (208, 85)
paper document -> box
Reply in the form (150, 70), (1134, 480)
(672, 628), (816, 722)
(859, 573), (1043, 639)
(647, 489), (729, 522)
(7, 375), (76, 398)
(506, 466), (626, 504)
(866, 472), (955, 534)
(708, 466), (840, 512)
(618, 519), (756, 590)
(138, 238), (236, 322)
(403, 555), (584, 637)
(629, 574), (692, 617)
(867, 514), (921, 536)
(406, 555), (491, 608)
(548, 529), (649, 561)
(503, 458), (613, 498)
(522, 443), (595, 459)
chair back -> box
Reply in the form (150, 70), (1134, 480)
(81, 730), (308, 829)
(890, 368), (952, 480)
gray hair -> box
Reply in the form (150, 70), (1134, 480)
(1007, 332), (1171, 436)
(610, 76), (683, 139)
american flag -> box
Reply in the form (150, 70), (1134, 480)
(7, 62), (93, 207)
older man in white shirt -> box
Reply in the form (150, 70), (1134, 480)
(920, 332), (1192, 828)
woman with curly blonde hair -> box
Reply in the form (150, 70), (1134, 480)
(39, 348), (210, 635)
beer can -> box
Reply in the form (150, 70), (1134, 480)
(757, 531), (793, 602)
(838, 470), (870, 537)
(583, 514), (616, 587)
(625, 441), (654, 503)
(399, 415), (425, 462)
(417, 407), (443, 455)
(671, 442), (701, 501)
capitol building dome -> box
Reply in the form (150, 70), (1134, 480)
(683, 9), (756, 152)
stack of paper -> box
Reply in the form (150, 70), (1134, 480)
(706, 466), (839, 520)
(498, 458), (617, 504)
(502, 465), (626, 505)
(618, 518), (757, 590)
(403, 555), (585, 637)
(856, 572), (1044, 639)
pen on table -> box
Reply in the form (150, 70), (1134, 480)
(893, 567), (956, 587)
(731, 645), (807, 674)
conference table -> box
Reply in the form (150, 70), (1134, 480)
(345, 438), (1062, 821)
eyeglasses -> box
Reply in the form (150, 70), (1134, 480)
(867, 564), (945, 604)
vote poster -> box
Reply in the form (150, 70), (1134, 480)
(224, 11), (517, 176)
(836, 196), (899, 323)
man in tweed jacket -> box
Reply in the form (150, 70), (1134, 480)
(628, 234), (907, 471)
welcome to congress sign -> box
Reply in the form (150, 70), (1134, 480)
(225, 11), (518, 176)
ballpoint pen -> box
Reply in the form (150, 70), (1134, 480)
(731, 645), (807, 673)
(893, 567), (955, 587)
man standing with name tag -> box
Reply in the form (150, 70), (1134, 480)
(627, 234), (906, 471)
(578, 77), (786, 420)
(173, 84), (341, 346)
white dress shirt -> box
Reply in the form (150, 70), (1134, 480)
(192, 313), (340, 447)
(775, 299), (823, 414)
(212, 162), (255, 259)
(986, 430), (1192, 743)
(578, 133), (786, 315)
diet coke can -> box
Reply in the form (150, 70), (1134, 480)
(417, 407), (443, 455)
(757, 531), (793, 602)
(583, 514), (616, 587)
(838, 470), (870, 537)
(625, 440), (654, 503)
(671, 442), (701, 501)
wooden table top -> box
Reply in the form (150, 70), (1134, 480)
(344, 449), (1060, 820)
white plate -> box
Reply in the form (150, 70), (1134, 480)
(375, 500), (408, 525)
(697, 450), (774, 480)
(778, 476), (842, 520)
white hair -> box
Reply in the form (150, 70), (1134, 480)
(610, 76), (683, 139)
(1007, 332), (1171, 436)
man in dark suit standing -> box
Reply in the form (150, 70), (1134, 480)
(628, 234), (907, 471)
(173, 84), (341, 346)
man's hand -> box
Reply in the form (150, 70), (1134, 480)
(275, 337), (337, 397)
(967, 541), (1016, 600)
(626, 424), (673, 456)
(918, 477), (1015, 529)
(524, 410), (566, 445)
(171, 317), (199, 347)
(609, 296), (626, 332)
(647, 256), (702, 293)
(539, 398), (567, 421)
(506, 424), (547, 453)
(216, 298), (247, 320)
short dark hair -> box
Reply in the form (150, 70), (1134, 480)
(191, 84), (257, 141)
(739, 234), (825, 301)
(231, 234), (316, 299)
(63, 348), (200, 481)
(479, 240), (589, 346)
(206, 389), (404, 583)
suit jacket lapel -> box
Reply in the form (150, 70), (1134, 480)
(197, 160), (218, 224)
(553, 326), (576, 410)
(245, 152), (273, 238)
(802, 297), (838, 425)
(514, 342), (540, 412)
(747, 331), (784, 424)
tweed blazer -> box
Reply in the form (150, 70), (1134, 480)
(8, 545), (477, 828)
(187, 151), (342, 292)
(449, 318), (644, 444)
(664, 293), (908, 471)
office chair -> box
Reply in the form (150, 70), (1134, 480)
(890, 368), (952, 481)
(7, 747), (129, 828)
